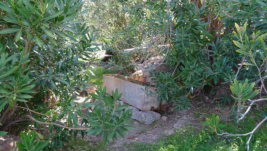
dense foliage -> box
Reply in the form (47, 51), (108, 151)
(0, 0), (133, 149)
(1, 0), (267, 150)
(87, 1), (267, 149)
(87, 0), (267, 108)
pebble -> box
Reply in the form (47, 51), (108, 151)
(162, 116), (168, 121)
(164, 129), (175, 136)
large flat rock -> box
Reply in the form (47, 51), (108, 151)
(103, 74), (159, 111)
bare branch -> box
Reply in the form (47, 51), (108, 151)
(17, 106), (48, 116)
(237, 98), (267, 122)
(255, 75), (267, 85)
(219, 116), (267, 151)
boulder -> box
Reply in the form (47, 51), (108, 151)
(125, 105), (161, 124)
(131, 110), (161, 125)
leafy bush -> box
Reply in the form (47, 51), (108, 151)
(85, 87), (135, 144)
(16, 131), (49, 151)
(0, 0), (134, 149)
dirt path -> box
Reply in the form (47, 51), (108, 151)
(108, 108), (203, 150)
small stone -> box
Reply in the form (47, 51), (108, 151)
(205, 96), (209, 101)
(164, 129), (175, 136)
(162, 116), (167, 121)
(134, 121), (139, 125)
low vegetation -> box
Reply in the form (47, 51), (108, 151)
(0, 0), (267, 151)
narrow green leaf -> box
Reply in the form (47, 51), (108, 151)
(21, 20), (31, 27)
(35, 36), (42, 47)
(257, 0), (267, 7)
(0, 131), (8, 136)
(0, 2), (14, 14)
(18, 85), (35, 93)
(233, 41), (245, 50)
(44, 10), (63, 21)
(55, 77), (69, 85)
(16, 99), (28, 102)
(77, 9), (90, 15)
(15, 29), (22, 42)
(0, 100), (7, 111)
(0, 28), (21, 34)
(0, 66), (18, 79)
(107, 129), (116, 140)
(123, 125), (136, 130)
(87, 129), (99, 135)
(33, 140), (49, 151)
(43, 29), (54, 38)
(116, 105), (130, 111)
(235, 23), (241, 34)
(17, 94), (32, 99)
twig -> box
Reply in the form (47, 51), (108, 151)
(255, 75), (267, 85)
(17, 106), (48, 116)
(219, 116), (267, 151)
(24, 115), (90, 131)
(172, 61), (180, 76)
(237, 98), (267, 122)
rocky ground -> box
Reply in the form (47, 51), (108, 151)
(70, 95), (232, 151)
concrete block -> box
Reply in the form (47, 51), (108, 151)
(103, 74), (159, 111)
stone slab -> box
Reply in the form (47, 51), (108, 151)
(103, 74), (159, 111)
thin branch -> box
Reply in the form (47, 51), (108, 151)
(172, 61), (180, 76)
(237, 98), (267, 122)
(17, 106), (48, 116)
(24, 115), (90, 131)
(219, 116), (267, 151)
(255, 75), (267, 85)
